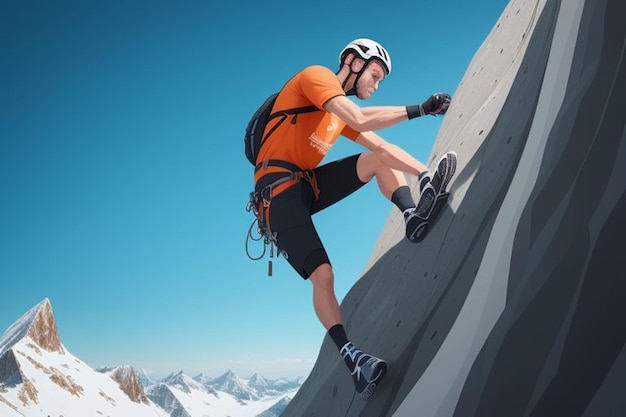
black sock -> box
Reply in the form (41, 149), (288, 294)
(329, 325), (363, 372)
(328, 324), (350, 351)
(391, 186), (415, 212)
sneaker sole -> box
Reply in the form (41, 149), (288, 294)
(407, 193), (450, 243)
(435, 151), (457, 194)
(359, 361), (387, 401)
(406, 152), (457, 243)
(416, 151), (457, 219)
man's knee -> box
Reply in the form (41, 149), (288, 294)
(356, 151), (380, 183)
(309, 263), (334, 289)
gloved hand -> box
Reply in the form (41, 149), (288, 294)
(421, 93), (451, 116)
(406, 93), (452, 120)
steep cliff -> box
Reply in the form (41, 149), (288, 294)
(283, 0), (626, 415)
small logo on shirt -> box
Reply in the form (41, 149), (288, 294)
(327, 120), (338, 132)
(309, 132), (332, 154)
(309, 117), (339, 155)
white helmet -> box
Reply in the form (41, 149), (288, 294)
(339, 38), (392, 75)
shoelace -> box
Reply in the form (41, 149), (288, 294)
(341, 343), (366, 377)
(340, 343), (362, 361)
(349, 354), (372, 382)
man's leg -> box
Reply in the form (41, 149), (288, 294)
(355, 151), (431, 220)
(355, 151), (457, 242)
(308, 263), (387, 400)
(354, 151), (426, 200)
(308, 263), (342, 330)
(305, 155), (391, 398)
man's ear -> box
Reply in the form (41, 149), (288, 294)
(350, 57), (365, 72)
(343, 53), (364, 72)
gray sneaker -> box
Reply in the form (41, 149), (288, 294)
(341, 343), (387, 400)
(405, 152), (457, 242)
(429, 151), (457, 195)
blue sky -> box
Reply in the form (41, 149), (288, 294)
(1, 0), (508, 379)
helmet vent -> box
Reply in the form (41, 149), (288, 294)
(377, 46), (388, 62)
(357, 44), (371, 54)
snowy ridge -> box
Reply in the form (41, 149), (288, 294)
(0, 299), (159, 416)
(206, 370), (259, 400)
(106, 365), (151, 404)
(147, 370), (300, 417)
(256, 397), (292, 417)
(0, 299), (48, 357)
(0, 299), (301, 416)
(161, 370), (213, 394)
(0, 337), (158, 416)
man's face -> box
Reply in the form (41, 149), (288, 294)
(356, 60), (386, 100)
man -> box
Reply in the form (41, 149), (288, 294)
(252, 38), (456, 399)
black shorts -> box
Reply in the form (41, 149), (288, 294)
(257, 154), (367, 279)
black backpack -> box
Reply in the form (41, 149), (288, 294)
(244, 92), (319, 166)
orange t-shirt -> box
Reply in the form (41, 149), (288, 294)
(254, 65), (360, 185)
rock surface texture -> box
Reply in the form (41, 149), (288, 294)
(283, 0), (626, 416)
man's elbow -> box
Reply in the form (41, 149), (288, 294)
(347, 111), (370, 131)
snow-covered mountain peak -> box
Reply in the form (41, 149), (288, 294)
(135, 367), (158, 387)
(106, 365), (150, 404)
(248, 372), (270, 391)
(212, 369), (238, 383)
(148, 369), (300, 416)
(207, 370), (259, 401)
(192, 372), (212, 385)
(162, 370), (205, 394)
(0, 299), (159, 416)
(0, 298), (63, 356)
(0, 300), (302, 416)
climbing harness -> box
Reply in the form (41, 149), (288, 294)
(245, 160), (319, 276)
(245, 176), (289, 276)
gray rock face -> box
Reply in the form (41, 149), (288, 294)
(282, 0), (626, 416)
(147, 383), (193, 417)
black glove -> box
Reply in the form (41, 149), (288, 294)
(421, 93), (451, 115)
(406, 92), (452, 119)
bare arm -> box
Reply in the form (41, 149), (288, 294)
(356, 131), (428, 176)
(323, 95), (408, 132)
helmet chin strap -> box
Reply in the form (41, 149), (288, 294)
(344, 76), (357, 96)
(340, 60), (366, 97)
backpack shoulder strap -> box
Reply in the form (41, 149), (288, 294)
(261, 101), (321, 143)
(269, 104), (319, 120)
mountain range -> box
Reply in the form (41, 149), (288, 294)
(0, 299), (301, 417)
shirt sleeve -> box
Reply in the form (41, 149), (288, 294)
(297, 66), (346, 110)
(298, 66), (361, 141)
(340, 125), (360, 141)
